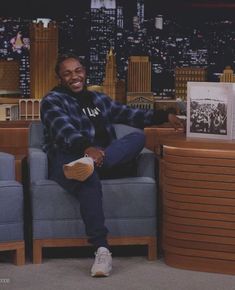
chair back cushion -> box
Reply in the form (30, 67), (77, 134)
(0, 152), (15, 180)
(29, 122), (142, 149)
(29, 121), (44, 148)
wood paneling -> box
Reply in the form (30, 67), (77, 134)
(0, 120), (31, 182)
(161, 134), (235, 274)
(0, 120), (31, 156)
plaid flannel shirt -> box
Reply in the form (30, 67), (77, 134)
(40, 89), (167, 154)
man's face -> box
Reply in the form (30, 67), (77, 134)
(58, 58), (86, 93)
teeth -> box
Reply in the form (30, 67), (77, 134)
(72, 81), (81, 86)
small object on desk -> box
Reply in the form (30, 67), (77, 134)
(176, 115), (187, 120)
(176, 98), (187, 115)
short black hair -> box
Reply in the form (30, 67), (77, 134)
(55, 53), (86, 76)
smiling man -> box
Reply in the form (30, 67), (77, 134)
(40, 52), (183, 277)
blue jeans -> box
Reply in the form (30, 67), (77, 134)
(48, 131), (145, 249)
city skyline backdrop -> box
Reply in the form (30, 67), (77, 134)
(1, 0), (235, 98)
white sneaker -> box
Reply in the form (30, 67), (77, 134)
(63, 156), (94, 181)
(91, 247), (112, 277)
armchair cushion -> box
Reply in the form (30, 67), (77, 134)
(0, 180), (24, 241)
(29, 148), (48, 183)
(0, 152), (25, 265)
(28, 121), (158, 262)
(0, 152), (15, 180)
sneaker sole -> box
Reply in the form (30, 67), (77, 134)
(63, 162), (94, 181)
(91, 271), (110, 277)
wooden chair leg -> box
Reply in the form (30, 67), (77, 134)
(31, 237), (157, 262)
(13, 247), (25, 266)
(33, 240), (42, 264)
(147, 238), (157, 261)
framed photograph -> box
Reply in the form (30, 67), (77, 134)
(186, 82), (235, 140)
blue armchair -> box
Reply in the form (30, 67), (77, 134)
(0, 152), (25, 265)
(28, 121), (158, 263)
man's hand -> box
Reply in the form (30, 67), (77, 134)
(168, 113), (184, 131)
(84, 146), (105, 167)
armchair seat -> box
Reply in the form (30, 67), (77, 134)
(28, 122), (158, 263)
(0, 153), (25, 265)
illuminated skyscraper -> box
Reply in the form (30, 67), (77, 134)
(103, 48), (126, 103)
(19, 55), (30, 96)
(89, 0), (116, 85)
(127, 56), (154, 109)
(116, 3), (126, 80)
(29, 20), (58, 99)
(220, 66), (235, 82)
(175, 67), (207, 100)
(127, 56), (151, 93)
(136, 0), (144, 24)
(155, 15), (163, 30)
(0, 59), (20, 92)
(117, 3), (124, 29)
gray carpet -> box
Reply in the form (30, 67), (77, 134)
(1, 255), (235, 290)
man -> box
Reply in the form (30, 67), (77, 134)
(40, 53), (183, 277)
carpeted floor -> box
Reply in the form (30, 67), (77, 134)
(1, 248), (235, 290)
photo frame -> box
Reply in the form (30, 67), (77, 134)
(186, 82), (235, 140)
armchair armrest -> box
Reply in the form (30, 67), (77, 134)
(113, 124), (156, 179)
(136, 148), (156, 179)
(28, 148), (48, 184)
(137, 148), (156, 178)
(0, 152), (15, 180)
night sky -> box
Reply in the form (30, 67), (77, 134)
(3, 1), (235, 18)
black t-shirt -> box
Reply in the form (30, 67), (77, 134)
(77, 90), (110, 148)
(55, 86), (110, 148)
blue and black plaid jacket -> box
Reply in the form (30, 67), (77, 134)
(40, 88), (168, 154)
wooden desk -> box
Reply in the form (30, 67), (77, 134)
(160, 133), (235, 275)
(0, 120), (31, 156)
(144, 124), (184, 154)
(0, 121), (31, 182)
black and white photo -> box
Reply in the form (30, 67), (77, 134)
(187, 82), (235, 139)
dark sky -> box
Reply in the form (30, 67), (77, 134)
(2, 0), (235, 18)
(1, 0), (90, 17)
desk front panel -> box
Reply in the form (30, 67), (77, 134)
(162, 141), (235, 275)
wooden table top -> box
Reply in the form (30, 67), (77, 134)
(159, 132), (235, 151)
